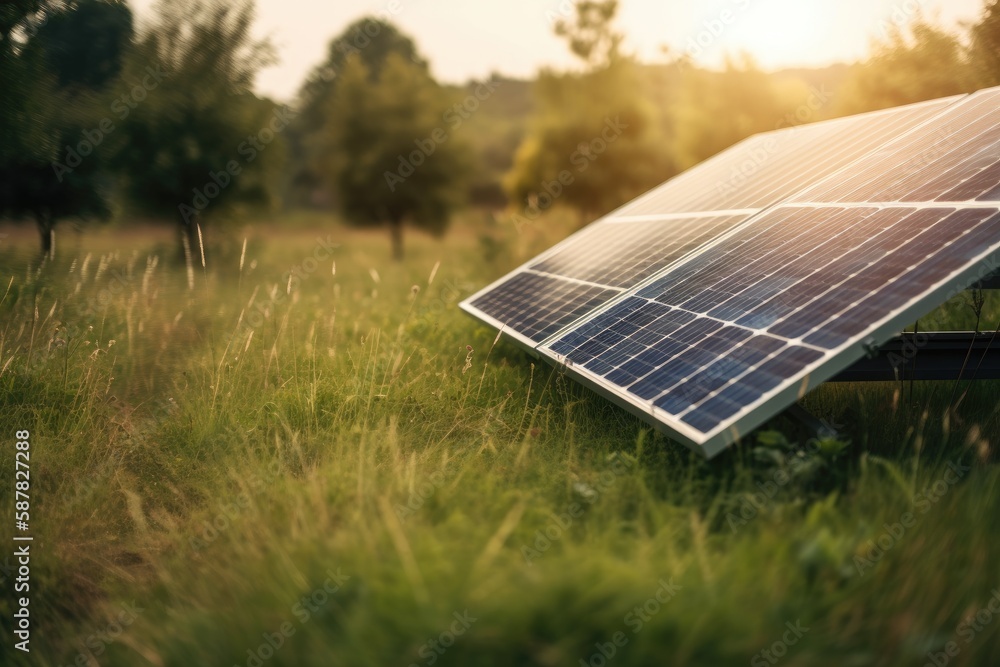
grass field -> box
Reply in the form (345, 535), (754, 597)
(1, 212), (999, 667)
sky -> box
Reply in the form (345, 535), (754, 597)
(128, 0), (987, 103)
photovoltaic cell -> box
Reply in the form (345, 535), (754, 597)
(464, 271), (620, 344)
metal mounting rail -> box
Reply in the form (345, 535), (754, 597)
(974, 270), (1000, 290)
(832, 331), (1000, 382)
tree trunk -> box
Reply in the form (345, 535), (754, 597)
(36, 211), (55, 260)
(389, 217), (404, 261)
(178, 221), (199, 290)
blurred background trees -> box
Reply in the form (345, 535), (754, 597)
(506, 1), (672, 225)
(1, 0), (1000, 261)
(289, 18), (428, 209)
(670, 56), (799, 170)
(971, 0), (1000, 87)
(0, 0), (131, 258)
(323, 51), (469, 260)
(113, 0), (283, 267)
(837, 20), (977, 114)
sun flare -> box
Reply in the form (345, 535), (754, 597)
(728, 0), (839, 67)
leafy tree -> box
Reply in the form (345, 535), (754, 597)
(33, 0), (132, 90)
(113, 0), (283, 265)
(289, 17), (426, 207)
(505, 0), (671, 225)
(323, 53), (469, 260)
(0, 0), (131, 258)
(971, 0), (1000, 86)
(553, 0), (622, 68)
(837, 20), (977, 114)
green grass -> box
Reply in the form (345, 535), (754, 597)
(1, 212), (999, 667)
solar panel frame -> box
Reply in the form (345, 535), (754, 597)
(461, 89), (1000, 457)
(532, 88), (1000, 457)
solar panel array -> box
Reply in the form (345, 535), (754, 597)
(462, 97), (955, 348)
(461, 88), (1000, 457)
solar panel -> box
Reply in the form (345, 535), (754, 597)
(537, 87), (1000, 457)
(608, 96), (957, 217)
(461, 96), (957, 348)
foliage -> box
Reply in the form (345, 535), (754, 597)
(31, 0), (132, 90)
(323, 53), (470, 260)
(837, 20), (978, 115)
(445, 76), (535, 209)
(506, 2), (672, 224)
(670, 56), (806, 170)
(507, 61), (673, 223)
(553, 0), (623, 68)
(0, 0), (130, 257)
(971, 0), (1000, 86)
(112, 0), (283, 257)
(289, 17), (427, 207)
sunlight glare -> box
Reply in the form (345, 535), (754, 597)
(726, 0), (839, 67)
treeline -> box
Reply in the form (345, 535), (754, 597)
(2, 0), (999, 261)
(0, 0), (283, 268)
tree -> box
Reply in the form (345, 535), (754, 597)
(323, 53), (469, 260)
(33, 0), (132, 91)
(289, 17), (426, 207)
(971, 0), (1000, 87)
(113, 0), (283, 266)
(553, 0), (623, 68)
(505, 0), (671, 224)
(0, 0), (131, 258)
(837, 19), (977, 115)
